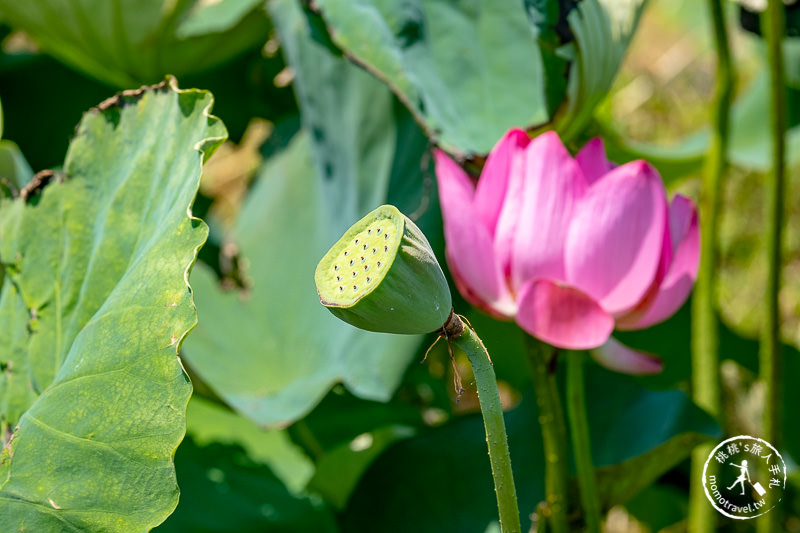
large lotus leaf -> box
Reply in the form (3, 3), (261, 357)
(0, 78), (225, 531)
(182, 0), (430, 427)
(184, 133), (421, 427)
(271, 0), (442, 236)
(309, 424), (416, 510)
(0, 0), (270, 88)
(183, 397), (315, 494)
(287, 389), (426, 510)
(308, 0), (568, 157)
(156, 437), (338, 533)
(343, 365), (717, 532)
(270, 0), (394, 219)
(156, 398), (336, 532)
(594, 432), (710, 510)
(176, 0), (264, 38)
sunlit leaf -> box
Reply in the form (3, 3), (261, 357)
(0, 0), (271, 87)
(0, 78), (225, 531)
(182, 0), (435, 427)
(309, 0), (568, 157)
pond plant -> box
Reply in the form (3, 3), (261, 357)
(0, 0), (795, 531)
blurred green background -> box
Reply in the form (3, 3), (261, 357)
(1, 0), (799, 531)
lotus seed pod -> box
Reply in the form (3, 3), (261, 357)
(315, 205), (452, 334)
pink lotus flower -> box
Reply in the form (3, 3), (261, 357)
(434, 129), (699, 374)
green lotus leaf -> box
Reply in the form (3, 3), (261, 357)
(0, 77), (225, 531)
(308, 0), (567, 157)
(156, 397), (337, 532)
(343, 366), (717, 532)
(0, 0), (270, 87)
(182, 0), (432, 427)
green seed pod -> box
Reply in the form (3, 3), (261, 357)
(315, 205), (452, 334)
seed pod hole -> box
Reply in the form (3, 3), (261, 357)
(316, 207), (404, 305)
(315, 204), (453, 335)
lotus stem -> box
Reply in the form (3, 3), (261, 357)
(758, 1), (787, 531)
(447, 316), (521, 533)
(524, 336), (569, 533)
(689, 0), (732, 530)
(566, 351), (601, 533)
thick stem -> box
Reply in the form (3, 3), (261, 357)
(759, 1), (786, 532)
(449, 320), (521, 533)
(566, 351), (601, 533)
(689, 0), (732, 530)
(524, 336), (569, 533)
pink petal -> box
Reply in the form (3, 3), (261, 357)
(494, 131), (587, 290)
(614, 211), (673, 329)
(446, 254), (516, 318)
(576, 137), (613, 185)
(434, 150), (515, 317)
(619, 195), (699, 329)
(590, 337), (663, 375)
(473, 128), (529, 236)
(666, 195), (698, 257)
(516, 279), (614, 350)
(565, 160), (667, 315)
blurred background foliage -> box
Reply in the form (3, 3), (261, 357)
(0, 0), (798, 531)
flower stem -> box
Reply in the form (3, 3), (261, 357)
(566, 351), (601, 533)
(689, 0), (732, 530)
(759, 1), (786, 532)
(524, 336), (569, 533)
(450, 320), (521, 533)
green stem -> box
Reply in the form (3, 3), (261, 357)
(759, 1), (786, 532)
(689, 0), (732, 530)
(524, 336), (569, 533)
(566, 351), (601, 533)
(451, 322), (521, 533)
